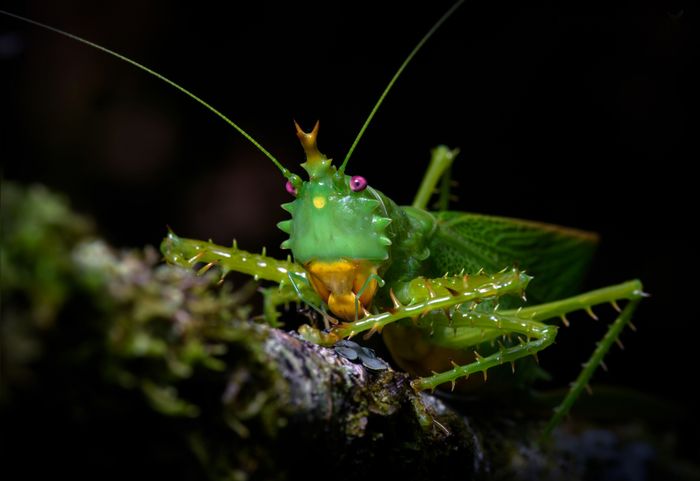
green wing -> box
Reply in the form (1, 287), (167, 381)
(426, 211), (599, 303)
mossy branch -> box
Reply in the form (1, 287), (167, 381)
(1, 181), (689, 481)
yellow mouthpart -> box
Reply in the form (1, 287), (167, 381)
(304, 259), (379, 321)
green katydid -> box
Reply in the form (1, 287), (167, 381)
(1, 2), (645, 436)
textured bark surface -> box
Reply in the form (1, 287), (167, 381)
(227, 323), (488, 480)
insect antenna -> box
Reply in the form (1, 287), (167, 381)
(0, 9), (295, 180)
(339, 0), (465, 173)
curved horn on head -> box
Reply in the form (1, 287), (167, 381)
(295, 120), (330, 177)
(295, 120), (323, 162)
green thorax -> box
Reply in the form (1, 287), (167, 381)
(277, 122), (393, 264)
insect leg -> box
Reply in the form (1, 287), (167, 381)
(161, 231), (333, 327)
(259, 283), (302, 327)
(299, 268), (531, 346)
(353, 273), (386, 320)
(411, 146), (459, 210)
(516, 278), (645, 425)
(160, 230), (305, 284)
(538, 294), (644, 437)
(410, 310), (558, 391)
(435, 161), (453, 212)
(444, 279), (645, 436)
(286, 272), (334, 329)
(441, 279), (643, 436)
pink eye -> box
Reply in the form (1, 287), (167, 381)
(350, 175), (368, 192)
(285, 181), (297, 196)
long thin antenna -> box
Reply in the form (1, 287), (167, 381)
(0, 9), (293, 179)
(339, 0), (465, 173)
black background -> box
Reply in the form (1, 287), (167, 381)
(1, 0), (696, 426)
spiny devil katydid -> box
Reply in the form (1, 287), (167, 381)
(2, 2), (646, 436)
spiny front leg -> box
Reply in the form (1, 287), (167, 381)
(298, 268), (532, 345)
(161, 230), (306, 286)
(160, 231), (316, 326)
